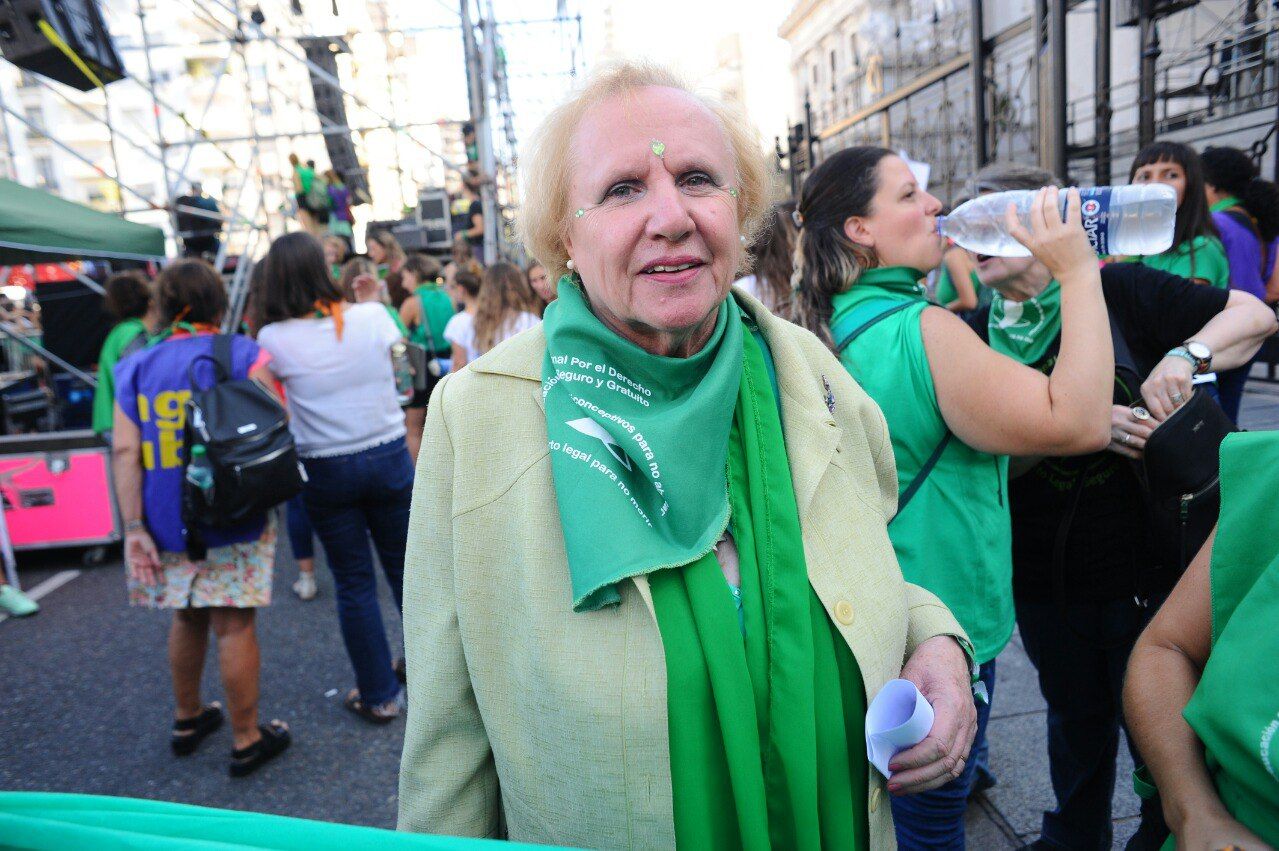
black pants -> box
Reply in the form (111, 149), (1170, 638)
(1015, 596), (1169, 850)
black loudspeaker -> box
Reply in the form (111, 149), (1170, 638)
(0, 0), (125, 91)
(367, 217), (434, 253)
(417, 189), (453, 250)
(35, 278), (109, 369)
(298, 36), (370, 204)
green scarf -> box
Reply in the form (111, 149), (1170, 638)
(987, 280), (1062, 364)
(827, 266), (928, 348)
(1209, 195), (1243, 214)
(650, 322), (869, 850)
(541, 276), (743, 612)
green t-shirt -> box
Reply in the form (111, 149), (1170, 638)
(934, 266), (990, 310)
(1176, 432), (1279, 848)
(410, 284), (455, 355)
(1135, 235), (1231, 289)
(832, 268), (1013, 663)
(294, 164), (314, 194)
(92, 318), (148, 434)
(384, 304), (408, 337)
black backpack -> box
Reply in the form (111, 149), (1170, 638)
(181, 335), (304, 539)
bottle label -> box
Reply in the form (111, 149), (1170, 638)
(1078, 187), (1112, 255)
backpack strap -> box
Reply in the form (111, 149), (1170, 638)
(186, 334), (234, 391)
(832, 300), (919, 354)
(829, 298), (955, 521)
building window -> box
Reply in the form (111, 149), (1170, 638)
(830, 49), (837, 91)
(34, 155), (57, 189)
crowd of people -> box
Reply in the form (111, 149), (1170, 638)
(36, 57), (1277, 850)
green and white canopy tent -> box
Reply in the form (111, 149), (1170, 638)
(0, 178), (165, 263)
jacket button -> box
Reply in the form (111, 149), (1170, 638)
(870, 785), (882, 813)
(834, 600), (854, 625)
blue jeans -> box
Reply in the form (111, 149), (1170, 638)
(891, 659), (997, 851)
(301, 436), (413, 706)
(1016, 597), (1168, 850)
(285, 494), (314, 561)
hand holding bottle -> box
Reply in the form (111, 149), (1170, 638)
(1003, 187), (1098, 286)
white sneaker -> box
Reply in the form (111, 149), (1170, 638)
(292, 572), (317, 601)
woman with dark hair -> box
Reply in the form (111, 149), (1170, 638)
(1202, 145), (1279, 421)
(112, 259), (289, 777)
(733, 201), (797, 315)
(397, 253), (454, 460)
(93, 270), (157, 435)
(1127, 141), (1230, 287)
(471, 261), (540, 356)
(791, 147), (1114, 850)
(366, 230), (408, 306)
(443, 267), (481, 369)
(254, 232), (413, 724)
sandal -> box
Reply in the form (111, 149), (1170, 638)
(171, 702), (223, 756)
(344, 688), (399, 725)
(229, 721), (291, 778)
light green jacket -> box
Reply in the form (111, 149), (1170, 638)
(397, 289), (969, 849)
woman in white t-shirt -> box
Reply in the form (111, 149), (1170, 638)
(471, 261), (541, 359)
(254, 232), (413, 725)
(443, 265), (481, 370)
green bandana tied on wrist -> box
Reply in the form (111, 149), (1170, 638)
(542, 276), (743, 612)
(987, 280), (1062, 364)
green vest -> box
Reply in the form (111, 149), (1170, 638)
(1134, 235), (1231, 289)
(411, 284), (455, 355)
(1179, 432), (1279, 846)
(832, 267), (1013, 663)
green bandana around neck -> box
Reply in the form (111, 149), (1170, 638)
(541, 276), (744, 612)
(987, 280), (1062, 364)
(1209, 195), (1243, 213)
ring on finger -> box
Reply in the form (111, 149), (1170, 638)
(1119, 432), (1131, 446)
(1171, 391), (1185, 404)
(1132, 406), (1151, 421)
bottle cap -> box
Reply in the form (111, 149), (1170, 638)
(191, 445), (206, 456)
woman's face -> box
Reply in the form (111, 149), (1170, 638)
(563, 86), (742, 353)
(528, 264), (554, 303)
(367, 239), (386, 264)
(844, 156), (945, 271)
(323, 240), (342, 266)
(1131, 158), (1186, 207)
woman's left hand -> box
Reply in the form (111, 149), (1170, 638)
(1141, 355), (1195, 421)
(890, 635), (978, 795)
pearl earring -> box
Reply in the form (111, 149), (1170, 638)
(566, 259), (574, 270)
(740, 234), (747, 245)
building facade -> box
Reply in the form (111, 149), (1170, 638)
(781, 0), (1278, 204)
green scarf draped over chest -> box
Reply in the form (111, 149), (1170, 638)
(987, 280), (1062, 364)
(541, 277), (743, 612)
(650, 323), (869, 849)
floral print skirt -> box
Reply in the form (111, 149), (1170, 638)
(127, 517), (276, 610)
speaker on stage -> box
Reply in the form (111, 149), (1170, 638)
(0, 0), (125, 91)
(299, 36), (370, 204)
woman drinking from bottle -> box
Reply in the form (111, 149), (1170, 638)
(791, 146), (1114, 851)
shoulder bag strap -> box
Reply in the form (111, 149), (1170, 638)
(417, 291), (441, 355)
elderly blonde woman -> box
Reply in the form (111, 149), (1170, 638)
(398, 62), (977, 849)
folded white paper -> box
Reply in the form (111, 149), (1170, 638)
(865, 678), (935, 779)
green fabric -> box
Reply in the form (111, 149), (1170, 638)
(92, 318), (147, 433)
(1209, 195), (1243, 214)
(935, 267), (988, 308)
(541, 276), (743, 612)
(987, 280), (1062, 364)
(832, 266), (1013, 663)
(1179, 432), (1279, 847)
(0, 791), (555, 850)
(0, 179), (165, 263)
(294, 164), (314, 194)
(385, 304), (408, 338)
(650, 318), (868, 851)
(1134, 235), (1231, 288)
(412, 284), (455, 355)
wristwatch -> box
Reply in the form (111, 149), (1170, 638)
(124, 519), (145, 533)
(1182, 340), (1213, 374)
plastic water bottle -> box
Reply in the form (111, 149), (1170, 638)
(185, 444), (215, 507)
(391, 341), (415, 405)
(938, 184), (1176, 257)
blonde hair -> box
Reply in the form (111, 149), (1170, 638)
(473, 262), (541, 354)
(520, 60), (772, 284)
(338, 256), (378, 302)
